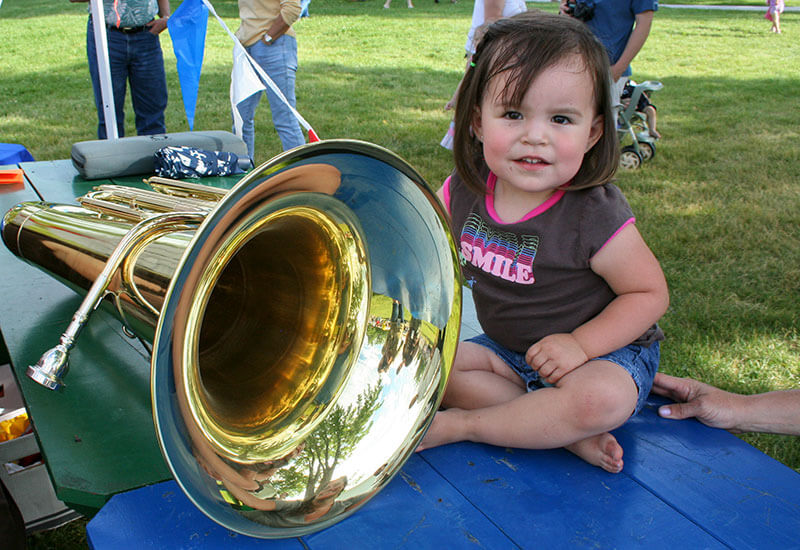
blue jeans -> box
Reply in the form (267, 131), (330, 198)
(235, 35), (305, 159)
(467, 334), (660, 415)
(87, 19), (168, 139)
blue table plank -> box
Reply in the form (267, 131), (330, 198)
(421, 442), (726, 550)
(87, 454), (517, 549)
(305, 453), (515, 548)
(616, 398), (800, 550)
(86, 481), (305, 550)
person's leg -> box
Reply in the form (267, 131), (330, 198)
(128, 30), (168, 135)
(440, 340), (528, 410)
(421, 337), (658, 472)
(87, 20), (129, 138)
(429, 360), (636, 448)
(250, 36), (305, 152)
(644, 105), (660, 138)
(232, 44), (264, 161)
(420, 358), (638, 472)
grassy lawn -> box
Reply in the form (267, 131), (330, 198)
(1, 0), (798, 546)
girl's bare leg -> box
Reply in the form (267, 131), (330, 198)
(441, 341), (528, 410)
(419, 348), (638, 473)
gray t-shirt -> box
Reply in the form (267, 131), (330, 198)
(445, 167), (663, 353)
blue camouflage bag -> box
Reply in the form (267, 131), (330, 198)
(154, 146), (249, 179)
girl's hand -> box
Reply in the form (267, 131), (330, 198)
(526, 333), (589, 384)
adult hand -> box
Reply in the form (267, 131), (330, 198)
(651, 373), (741, 431)
(147, 17), (169, 35)
(526, 333), (588, 384)
(610, 62), (626, 83)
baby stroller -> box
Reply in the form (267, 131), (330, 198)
(617, 80), (663, 170)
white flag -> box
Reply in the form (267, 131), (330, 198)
(203, 0), (317, 141)
(230, 42), (267, 139)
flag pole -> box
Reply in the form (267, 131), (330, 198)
(89, 0), (119, 139)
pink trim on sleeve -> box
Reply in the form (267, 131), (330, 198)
(441, 176), (452, 215)
(593, 217), (636, 258)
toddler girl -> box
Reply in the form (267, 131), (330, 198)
(418, 11), (670, 473)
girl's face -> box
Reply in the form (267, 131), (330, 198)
(473, 56), (603, 205)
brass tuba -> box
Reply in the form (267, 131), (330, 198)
(1, 140), (462, 538)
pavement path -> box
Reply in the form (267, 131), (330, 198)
(662, 3), (799, 11)
(525, 1), (799, 13)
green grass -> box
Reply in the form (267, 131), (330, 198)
(1, 0), (799, 546)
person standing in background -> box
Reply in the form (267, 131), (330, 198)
(73, 0), (170, 139)
(235, 0), (306, 159)
(440, 0), (526, 149)
(562, 0), (656, 106)
(765, 0), (784, 33)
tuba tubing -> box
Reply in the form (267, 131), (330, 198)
(1, 140), (462, 538)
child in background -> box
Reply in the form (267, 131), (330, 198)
(441, 0), (528, 150)
(418, 11), (669, 473)
(765, 0), (784, 33)
(621, 80), (660, 139)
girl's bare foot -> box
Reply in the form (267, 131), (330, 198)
(565, 432), (624, 473)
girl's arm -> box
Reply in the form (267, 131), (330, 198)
(526, 223), (668, 383)
(575, 222), (668, 357)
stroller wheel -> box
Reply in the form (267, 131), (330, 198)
(637, 141), (655, 162)
(620, 147), (643, 170)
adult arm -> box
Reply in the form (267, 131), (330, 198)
(652, 372), (800, 435)
(483, 0), (505, 23)
(610, 10), (654, 81)
(264, 0), (302, 43)
(147, 0), (171, 34)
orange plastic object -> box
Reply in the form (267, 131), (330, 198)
(0, 169), (25, 185)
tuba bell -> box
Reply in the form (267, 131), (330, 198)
(1, 140), (462, 538)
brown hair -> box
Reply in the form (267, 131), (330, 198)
(452, 10), (619, 195)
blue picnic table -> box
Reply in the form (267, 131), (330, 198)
(1, 159), (799, 549)
(84, 293), (800, 549)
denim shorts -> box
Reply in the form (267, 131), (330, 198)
(467, 334), (660, 415)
